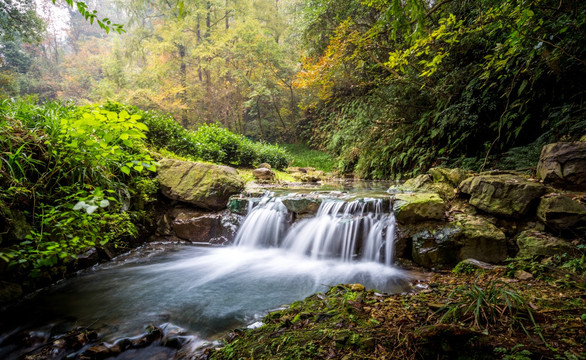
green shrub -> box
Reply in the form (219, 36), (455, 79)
(101, 102), (291, 169)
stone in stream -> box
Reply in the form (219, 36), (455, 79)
(536, 142), (586, 191)
(158, 158), (244, 210)
(458, 174), (545, 218)
(166, 207), (240, 244)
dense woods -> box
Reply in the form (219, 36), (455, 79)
(2, 0), (585, 178)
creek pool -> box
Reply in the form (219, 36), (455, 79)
(0, 243), (410, 359)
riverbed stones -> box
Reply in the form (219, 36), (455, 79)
(158, 158), (244, 210)
(537, 194), (586, 233)
(536, 142), (586, 190)
(253, 167), (275, 181)
(458, 174), (545, 218)
(393, 193), (445, 224)
(516, 230), (575, 258)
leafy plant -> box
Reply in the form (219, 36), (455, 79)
(438, 279), (541, 339)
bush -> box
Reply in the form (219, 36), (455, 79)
(102, 102), (291, 169)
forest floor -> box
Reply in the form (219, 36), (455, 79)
(201, 261), (586, 360)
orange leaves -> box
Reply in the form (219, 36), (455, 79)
(293, 19), (359, 104)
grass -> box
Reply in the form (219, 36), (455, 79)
(281, 143), (336, 172)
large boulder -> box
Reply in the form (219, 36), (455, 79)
(536, 142), (586, 190)
(537, 194), (586, 233)
(452, 214), (507, 264)
(158, 159), (244, 210)
(393, 193), (445, 224)
(410, 214), (507, 268)
(458, 174), (545, 218)
(516, 230), (575, 258)
(401, 175), (456, 200)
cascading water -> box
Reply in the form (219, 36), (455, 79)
(0, 188), (412, 360)
(235, 194), (398, 266)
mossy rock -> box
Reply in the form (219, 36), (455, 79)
(429, 167), (473, 187)
(401, 175), (456, 200)
(158, 158), (244, 210)
(458, 174), (545, 218)
(227, 196), (251, 215)
(393, 193), (445, 224)
(451, 214), (507, 264)
(516, 230), (575, 257)
(410, 214), (507, 268)
(536, 194), (586, 233)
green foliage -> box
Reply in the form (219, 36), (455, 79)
(438, 279), (539, 336)
(0, 98), (156, 276)
(494, 345), (533, 360)
(297, 0), (586, 178)
(52, 0), (124, 34)
(281, 143), (336, 172)
(102, 102), (291, 169)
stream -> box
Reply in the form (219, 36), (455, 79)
(0, 183), (413, 359)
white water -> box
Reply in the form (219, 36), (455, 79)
(235, 195), (397, 266)
(0, 190), (411, 360)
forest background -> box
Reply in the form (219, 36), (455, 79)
(1, 0), (585, 179)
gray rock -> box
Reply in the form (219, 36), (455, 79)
(537, 142), (586, 190)
(516, 230), (575, 258)
(536, 194), (586, 233)
(458, 174), (545, 218)
(253, 167), (275, 181)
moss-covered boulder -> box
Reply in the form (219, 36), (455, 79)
(458, 174), (545, 218)
(537, 194), (586, 233)
(403, 174), (432, 189)
(516, 230), (575, 257)
(393, 193), (445, 224)
(536, 142), (586, 191)
(401, 175), (456, 200)
(158, 158), (244, 210)
(410, 215), (507, 268)
(452, 214), (507, 264)
(429, 167), (473, 187)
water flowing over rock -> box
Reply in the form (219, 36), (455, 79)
(458, 174), (545, 217)
(158, 158), (244, 210)
(537, 142), (586, 191)
(234, 194), (398, 266)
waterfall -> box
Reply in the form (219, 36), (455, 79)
(234, 194), (397, 266)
